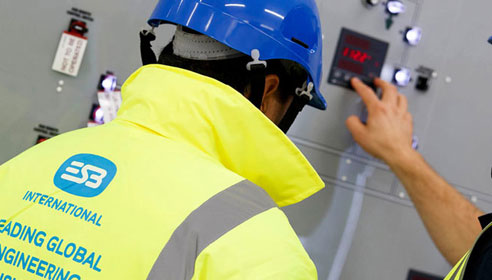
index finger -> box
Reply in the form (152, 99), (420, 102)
(351, 78), (379, 107)
(374, 78), (397, 92)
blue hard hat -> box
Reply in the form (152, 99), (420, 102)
(148, 0), (327, 110)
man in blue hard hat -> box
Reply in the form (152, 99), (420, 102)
(133, 0), (328, 277)
(0, 0), (328, 279)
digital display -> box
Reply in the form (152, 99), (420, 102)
(337, 59), (363, 75)
(342, 47), (373, 64)
(328, 28), (389, 90)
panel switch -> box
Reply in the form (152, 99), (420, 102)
(415, 66), (436, 92)
(415, 76), (430, 91)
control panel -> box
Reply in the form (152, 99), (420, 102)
(2, 1), (492, 280)
(328, 28), (389, 89)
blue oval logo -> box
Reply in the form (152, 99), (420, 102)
(54, 154), (117, 198)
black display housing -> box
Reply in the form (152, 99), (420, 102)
(328, 28), (389, 90)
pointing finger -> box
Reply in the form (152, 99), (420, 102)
(351, 78), (379, 108)
(375, 78), (398, 105)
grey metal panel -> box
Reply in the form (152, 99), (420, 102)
(0, 69), (36, 160)
(0, 0), (165, 163)
(339, 194), (451, 280)
(293, 137), (395, 195)
(401, 0), (492, 196)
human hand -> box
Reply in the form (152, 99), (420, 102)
(346, 78), (415, 165)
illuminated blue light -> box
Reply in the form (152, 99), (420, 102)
(102, 75), (117, 92)
(405, 27), (422, 46)
(94, 106), (105, 124)
(394, 68), (411, 87)
(387, 0), (405, 15)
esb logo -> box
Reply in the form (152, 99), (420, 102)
(54, 154), (117, 197)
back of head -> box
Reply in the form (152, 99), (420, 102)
(158, 26), (307, 106)
(141, 0), (327, 131)
(158, 26), (253, 95)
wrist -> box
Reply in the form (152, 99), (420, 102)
(383, 148), (421, 170)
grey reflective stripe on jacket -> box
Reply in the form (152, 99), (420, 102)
(147, 180), (277, 280)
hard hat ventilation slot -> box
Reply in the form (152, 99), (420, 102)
(291, 37), (309, 49)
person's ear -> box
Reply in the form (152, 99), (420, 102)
(260, 74), (280, 112)
(261, 74), (294, 124)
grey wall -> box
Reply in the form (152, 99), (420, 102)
(1, 0), (492, 279)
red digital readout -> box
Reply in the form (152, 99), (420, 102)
(343, 47), (372, 63)
(345, 34), (371, 50)
(337, 59), (363, 75)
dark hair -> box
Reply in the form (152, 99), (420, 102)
(157, 38), (307, 101)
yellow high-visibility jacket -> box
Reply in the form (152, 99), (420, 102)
(0, 65), (324, 279)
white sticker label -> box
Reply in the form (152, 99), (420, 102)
(52, 32), (88, 77)
(97, 90), (122, 123)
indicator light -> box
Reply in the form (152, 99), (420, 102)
(36, 135), (50, 145)
(393, 68), (411, 87)
(364, 0), (380, 6)
(98, 72), (117, 92)
(386, 0), (405, 15)
(404, 27), (422, 46)
(89, 104), (105, 125)
(93, 106), (105, 124)
(101, 75), (117, 92)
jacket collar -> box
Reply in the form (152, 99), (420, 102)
(116, 65), (324, 207)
